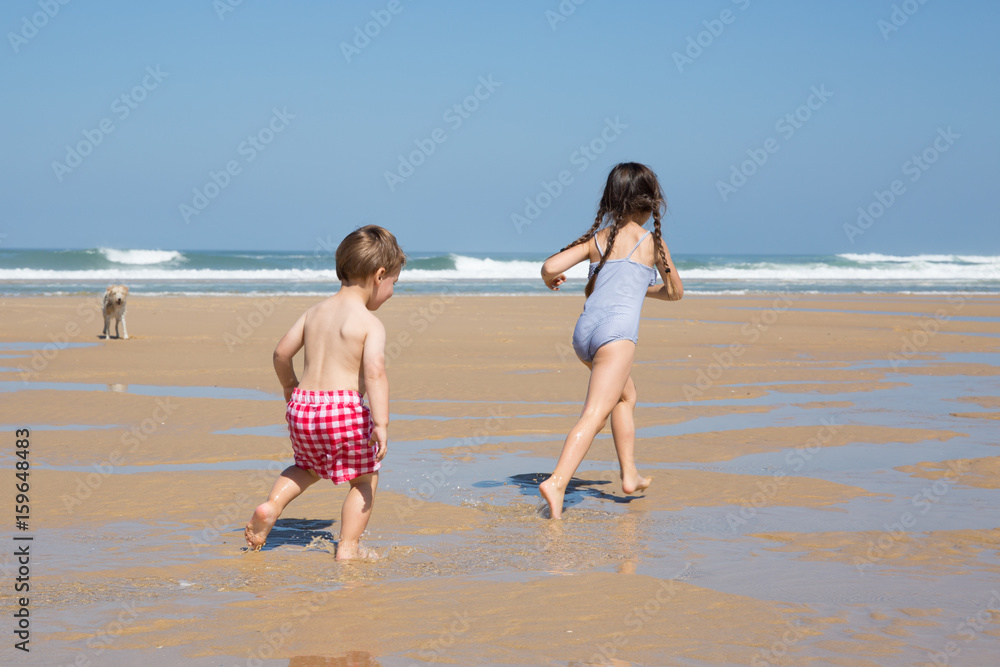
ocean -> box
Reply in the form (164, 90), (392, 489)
(0, 247), (998, 296)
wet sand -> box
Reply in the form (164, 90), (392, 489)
(1, 293), (999, 665)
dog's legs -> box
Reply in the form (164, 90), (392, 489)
(103, 314), (110, 339)
(120, 315), (128, 340)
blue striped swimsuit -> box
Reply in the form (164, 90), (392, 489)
(571, 231), (657, 363)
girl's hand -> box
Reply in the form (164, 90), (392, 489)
(283, 382), (299, 402)
(546, 273), (567, 290)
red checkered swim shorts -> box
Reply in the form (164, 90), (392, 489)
(286, 388), (379, 484)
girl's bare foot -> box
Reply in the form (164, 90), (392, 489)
(539, 477), (565, 520)
(621, 472), (652, 495)
(244, 502), (278, 551)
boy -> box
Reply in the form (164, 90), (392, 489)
(244, 225), (405, 560)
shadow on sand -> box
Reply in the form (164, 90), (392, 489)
(243, 518), (337, 550)
(498, 472), (642, 511)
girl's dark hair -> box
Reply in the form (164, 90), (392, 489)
(563, 162), (669, 297)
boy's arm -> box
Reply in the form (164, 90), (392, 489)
(541, 240), (592, 291)
(646, 238), (684, 302)
(362, 318), (389, 461)
(274, 313), (306, 401)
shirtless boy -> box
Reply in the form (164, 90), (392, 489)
(244, 225), (405, 560)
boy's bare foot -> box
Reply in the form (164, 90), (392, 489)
(539, 477), (565, 520)
(621, 473), (652, 495)
(335, 541), (379, 561)
(244, 502), (278, 551)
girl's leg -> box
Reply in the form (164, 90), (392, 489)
(336, 471), (379, 561)
(611, 376), (652, 494)
(540, 340), (635, 519)
(245, 464), (320, 550)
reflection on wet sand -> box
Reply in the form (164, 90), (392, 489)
(289, 651), (379, 666)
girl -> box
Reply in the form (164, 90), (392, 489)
(539, 162), (683, 519)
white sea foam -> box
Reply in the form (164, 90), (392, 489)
(1, 253), (997, 285)
(0, 268), (339, 281)
(682, 263), (1000, 281)
(403, 255), (582, 281)
(99, 248), (185, 265)
(837, 253), (999, 264)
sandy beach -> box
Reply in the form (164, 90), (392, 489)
(1, 293), (999, 666)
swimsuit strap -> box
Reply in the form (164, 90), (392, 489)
(625, 231), (651, 260)
(596, 230), (650, 259)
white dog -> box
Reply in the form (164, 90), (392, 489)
(102, 284), (129, 340)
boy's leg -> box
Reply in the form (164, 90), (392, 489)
(336, 472), (378, 561)
(245, 464), (320, 550)
(610, 376), (651, 494)
(540, 340), (635, 519)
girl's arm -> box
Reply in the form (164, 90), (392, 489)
(541, 240), (592, 291)
(646, 239), (683, 301)
(273, 313), (306, 401)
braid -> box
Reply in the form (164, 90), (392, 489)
(563, 209), (608, 298)
(652, 207), (670, 275)
(585, 217), (623, 297)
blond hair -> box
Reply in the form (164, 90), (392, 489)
(335, 225), (406, 282)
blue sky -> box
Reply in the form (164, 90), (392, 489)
(2, 0), (997, 255)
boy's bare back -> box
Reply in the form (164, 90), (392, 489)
(275, 292), (386, 396)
